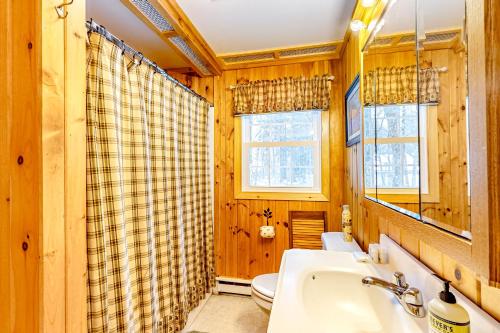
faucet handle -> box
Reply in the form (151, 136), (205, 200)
(403, 287), (424, 306)
(402, 287), (426, 318)
(393, 272), (409, 289)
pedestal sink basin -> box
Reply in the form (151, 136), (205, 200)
(300, 269), (423, 333)
(268, 250), (427, 333)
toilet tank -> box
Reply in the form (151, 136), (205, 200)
(321, 232), (362, 252)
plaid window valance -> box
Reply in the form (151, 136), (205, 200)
(364, 66), (440, 105)
(232, 75), (332, 116)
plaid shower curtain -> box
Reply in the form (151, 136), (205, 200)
(86, 33), (214, 333)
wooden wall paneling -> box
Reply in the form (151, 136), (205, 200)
(480, 283), (500, 320)
(261, 200), (276, 273)
(217, 70), (227, 276)
(442, 253), (480, 303)
(356, 144), (364, 243)
(400, 229), (420, 258)
(1, 0), (87, 330)
(387, 222), (401, 245)
(344, 147), (353, 233)
(212, 75), (223, 276)
(428, 49), (453, 224)
(219, 70), (229, 277)
(64, 0), (87, 330)
(41, 0), (66, 331)
(2, 0), (42, 331)
(419, 242), (444, 276)
(329, 60), (344, 231)
(0, 1), (13, 331)
(237, 200), (251, 279)
(223, 69), (237, 277)
(249, 200), (264, 277)
(274, 201), (290, 270)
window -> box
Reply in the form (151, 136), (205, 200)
(235, 110), (329, 201)
(241, 110), (321, 192)
(364, 104), (433, 198)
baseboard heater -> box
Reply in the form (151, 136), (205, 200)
(215, 276), (252, 296)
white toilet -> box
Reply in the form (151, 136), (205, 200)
(250, 232), (361, 314)
(251, 273), (278, 313)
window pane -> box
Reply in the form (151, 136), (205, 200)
(271, 146), (313, 168)
(250, 123), (286, 142)
(375, 104), (418, 138)
(376, 143), (420, 188)
(290, 167), (314, 187)
(364, 106), (376, 138)
(249, 167), (269, 187)
(268, 147), (314, 187)
(364, 143), (376, 188)
(249, 147), (270, 167)
(245, 110), (319, 143)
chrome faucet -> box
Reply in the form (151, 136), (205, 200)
(362, 272), (426, 318)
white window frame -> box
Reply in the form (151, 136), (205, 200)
(240, 110), (322, 193)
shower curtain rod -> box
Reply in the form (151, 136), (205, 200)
(86, 19), (213, 106)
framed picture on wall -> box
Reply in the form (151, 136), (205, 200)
(345, 74), (361, 147)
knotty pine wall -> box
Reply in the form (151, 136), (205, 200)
(1, 0), (87, 331)
(342, 32), (500, 321)
(171, 60), (345, 279)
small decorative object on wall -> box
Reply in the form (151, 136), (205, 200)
(260, 208), (275, 238)
(345, 74), (361, 146)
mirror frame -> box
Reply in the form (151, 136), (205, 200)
(358, 0), (499, 286)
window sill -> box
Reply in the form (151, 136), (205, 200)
(234, 191), (329, 201)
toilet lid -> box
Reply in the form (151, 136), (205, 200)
(251, 273), (278, 299)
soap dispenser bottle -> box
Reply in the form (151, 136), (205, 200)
(428, 281), (470, 333)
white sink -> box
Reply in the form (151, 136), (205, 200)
(300, 269), (424, 333)
(268, 250), (427, 333)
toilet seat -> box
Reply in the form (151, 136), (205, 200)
(251, 273), (278, 300)
(251, 273), (278, 312)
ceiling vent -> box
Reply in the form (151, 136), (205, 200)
(170, 36), (212, 76)
(280, 44), (337, 57)
(371, 37), (393, 46)
(129, 0), (174, 32)
(425, 31), (458, 42)
(399, 35), (416, 43)
(222, 53), (275, 64)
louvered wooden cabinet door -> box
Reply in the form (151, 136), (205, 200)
(289, 211), (326, 249)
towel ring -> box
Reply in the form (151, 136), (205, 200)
(55, 0), (74, 19)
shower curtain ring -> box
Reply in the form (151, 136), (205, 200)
(120, 40), (126, 55)
(55, 0), (74, 19)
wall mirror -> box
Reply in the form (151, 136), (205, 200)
(362, 0), (471, 239)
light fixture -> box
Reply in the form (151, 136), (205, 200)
(350, 20), (366, 32)
(361, 0), (377, 7)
